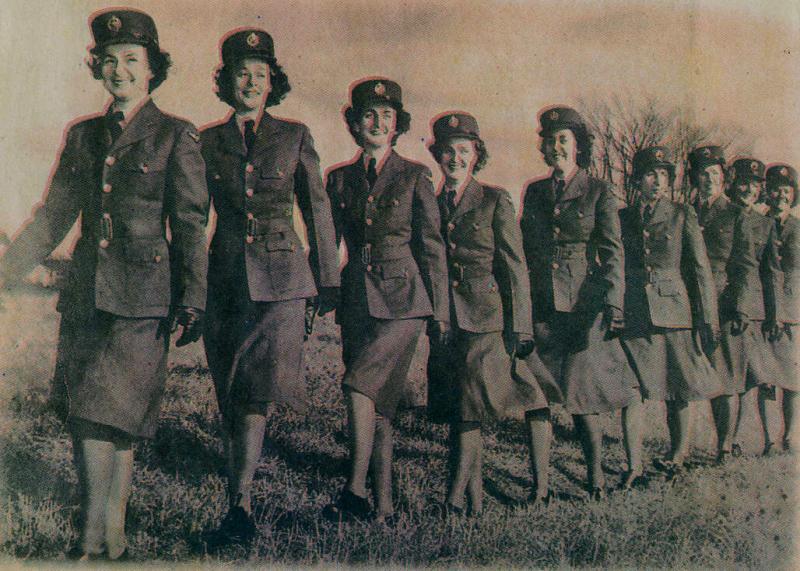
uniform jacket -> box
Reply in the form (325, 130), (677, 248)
(620, 199), (718, 330)
(769, 215), (799, 324)
(326, 151), (449, 321)
(201, 114), (339, 302)
(725, 207), (779, 321)
(694, 195), (742, 296)
(0, 100), (208, 317)
(438, 178), (532, 334)
(520, 169), (624, 320)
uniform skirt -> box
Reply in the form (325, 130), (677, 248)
(534, 310), (638, 414)
(621, 327), (724, 402)
(205, 294), (307, 425)
(51, 309), (169, 439)
(340, 310), (424, 420)
(711, 320), (782, 395)
(428, 330), (550, 423)
(764, 324), (799, 391)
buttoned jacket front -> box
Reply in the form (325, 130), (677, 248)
(326, 151), (449, 321)
(1, 100), (209, 317)
(520, 169), (625, 320)
(620, 199), (718, 330)
(439, 178), (532, 334)
(771, 215), (800, 324)
(201, 114), (340, 302)
(695, 195), (742, 296)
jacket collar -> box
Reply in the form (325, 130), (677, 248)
(362, 150), (403, 199)
(109, 99), (162, 153)
(449, 177), (484, 221)
(554, 168), (588, 204)
(217, 112), (285, 159)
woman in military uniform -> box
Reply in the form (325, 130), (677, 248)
(323, 79), (449, 521)
(0, 9), (208, 560)
(758, 164), (798, 454)
(619, 147), (723, 478)
(520, 107), (638, 498)
(199, 29), (339, 546)
(426, 112), (557, 513)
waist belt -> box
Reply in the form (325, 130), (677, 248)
(450, 261), (493, 281)
(357, 243), (412, 264)
(550, 243), (587, 260)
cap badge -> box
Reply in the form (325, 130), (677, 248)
(701, 147), (711, 158)
(448, 115), (459, 128)
(655, 149), (665, 161)
(549, 110), (559, 121)
(781, 167), (789, 177)
(246, 32), (260, 47)
(107, 15), (122, 33)
(751, 161), (760, 174)
(374, 82), (386, 96)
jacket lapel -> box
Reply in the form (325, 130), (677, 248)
(451, 178), (484, 221)
(217, 115), (247, 158)
(646, 198), (670, 227)
(557, 168), (588, 205)
(109, 99), (162, 153)
(248, 113), (286, 163)
(368, 151), (403, 200)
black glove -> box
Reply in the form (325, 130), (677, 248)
(304, 297), (317, 340)
(730, 311), (749, 335)
(317, 286), (339, 317)
(428, 319), (452, 347)
(763, 320), (784, 342)
(603, 305), (625, 337)
(170, 306), (204, 347)
(693, 323), (719, 356)
(785, 323), (794, 340)
(509, 332), (535, 359)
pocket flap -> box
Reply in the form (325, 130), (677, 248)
(657, 279), (681, 297)
(265, 236), (297, 252)
(124, 239), (168, 263)
(381, 263), (408, 280)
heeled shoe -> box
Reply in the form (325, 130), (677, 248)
(782, 439), (793, 453)
(731, 443), (743, 457)
(322, 489), (371, 522)
(763, 441), (776, 457)
(588, 486), (606, 501)
(65, 546), (105, 561)
(619, 470), (646, 490)
(716, 450), (731, 465)
(525, 489), (556, 506)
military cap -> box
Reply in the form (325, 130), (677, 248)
(90, 9), (159, 49)
(632, 146), (675, 182)
(221, 29), (275, 65)
(688, 145), (725, 172)
(766, 164), (798, 190)
(349, 79), (403, 112)
(730, 158), (766, 182)
(538, 106), (586, 136)
(432, 112), (481, 143)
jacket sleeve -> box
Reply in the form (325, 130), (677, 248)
(681, 205), (719, 329)
(295, 125), (340, 289)
(761, 220), (782, 324)
(492, 188), (533, 335)
(410, 166), (450, 323)
(165, 122), (210, 311)
(0, 126), (82, 281)
(591, 183), (625, 310)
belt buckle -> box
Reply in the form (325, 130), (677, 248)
(246, 217), (256, 238)
(361, 244), (371, 265)
(101, 214), (113, 240)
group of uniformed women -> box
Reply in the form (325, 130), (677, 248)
(0, 9), (796, 560)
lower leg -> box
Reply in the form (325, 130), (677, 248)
(73, 436), (115, 554)
(370, 414), (394, 515)
(105, 443), (133, 559)
(229, 414), (268, 513)
(732, 388), (753, 449)
(622, 399), (644, 474)
(666, 400), (693, 463)
(345, 389), (376, 498)
(711, 395), (736, 453)
(783, 389), (797, 448)
(467, 437), (483, 515)
(446, 425), (480, 509)
(525, 408), (552, 497)
(574, 414), (603, 489)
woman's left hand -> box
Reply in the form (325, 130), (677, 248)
(171, 306), (204, 346)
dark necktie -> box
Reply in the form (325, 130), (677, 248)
(107, 110), (124, 144)
(642, 204), (653, 225)
(243, 119), (256, 154)
(366, 157), (378, 189)
(554, 179), (565, 202)
(446, 190), (457, 219)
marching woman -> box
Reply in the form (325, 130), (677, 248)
(323, 79), (449, 521)
(427, 112), (557, 513)
(200, 29), (339, 547)
(0, 9), (208, 560)
(520, 107), (639, 498)
(619, 147), (723, 478)
(759, 164), (799, 455)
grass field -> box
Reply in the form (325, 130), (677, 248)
(0, 287), (797, 568)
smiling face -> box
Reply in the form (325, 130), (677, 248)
(354, 103), (397, 151)
(696, 164), (725, 202)
(100, 43), (152, 102)
(232, 58), (272, 113)
(767, 184), (795, 214)
(639, 167), (671, 202)
(733, 179), (763, 208)
(438, 137), (478, 183)
(542, 128), (578, 174)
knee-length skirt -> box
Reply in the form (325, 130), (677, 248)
(710, 320), (783, 394)
(621, 327), (724, 402)
(205, 295), (307, 425)
(51, 309), (169, 439)
(534, 310), (639, 414)
(764, 324), (799, 391)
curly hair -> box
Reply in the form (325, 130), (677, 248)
(539, 124), (593, 169)
(344, 105), (411, 147)
(87, 44), (171, 93)
(428, 138), (489, 173)
(214, 57), (291, 109)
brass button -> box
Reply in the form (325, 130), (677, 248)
(340, 202), (346, 209)
(665, 233), (672, 240)
(472, 222), (480, 230)
(245, 163), (254, 173)
(246, 236), (254, 244)
(643, 230), (650, 238)
(245, 188), (254, 197)
(452, 280), (459, 288)
(104, 156), (115, 166)
(699, 225), (705, 232)
(578, 212), (585, 218)
(551, 262), (559, 269)
(247, 213), (254, 220)
(366, 264), (373, 272)
(554, 208), (561, 216)
(213, 174), (222, 181)
(554, 227), (561, 234)
(646, 265), (653, 272)
(367, 195), (375, 203)
(366, 218), (373, 226)
(99, 239), (109, 249)
(139, 164), (149, 173)
(102, 212), (111, 220)
(450, 242), (457, 249)
(392, 199), (399, 206)
(102, 183), (112, 193)
(776, 240), (783, 247)
(644, 248), (651, 255)
(154, 255), (162, 263)
(447, 223), (455, 231)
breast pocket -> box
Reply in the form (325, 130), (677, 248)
(117, 152), (169, 198)
(257, 163), (293, 192)
(264, 232), (302, 288)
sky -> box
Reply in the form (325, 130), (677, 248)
(0, 0), (798, 238)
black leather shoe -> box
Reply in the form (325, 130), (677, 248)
(716, 450), (731, 465)
(588, 487), (606, 501)
(203, 506), (256, 552)
(322, 489), (371, 522)
(619, 470), (646, 490)
(731, 443), (743, 457)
